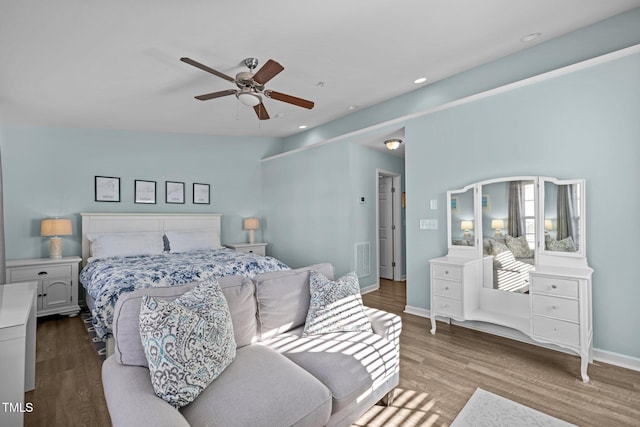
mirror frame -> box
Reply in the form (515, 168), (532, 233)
(446, 183), (480, 257)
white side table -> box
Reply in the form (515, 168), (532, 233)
(225, 243), (267, 256)
(0, 281), (37, 427)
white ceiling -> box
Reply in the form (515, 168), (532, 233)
(1, 1), (639, 139)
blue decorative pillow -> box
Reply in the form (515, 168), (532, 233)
(139, 280), (236, 408)
(302, 271), (372, 337)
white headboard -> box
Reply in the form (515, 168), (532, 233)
(80, 213), (222, 264)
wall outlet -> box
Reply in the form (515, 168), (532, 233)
(430, 200), (438, 210)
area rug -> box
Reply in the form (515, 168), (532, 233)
(81, 309), (107, 361)
(452, 388), (576, 427)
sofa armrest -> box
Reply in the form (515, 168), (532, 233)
(102, 356), (190, 427)
(364, 307), (402, 350)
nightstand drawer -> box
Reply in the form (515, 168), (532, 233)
(532, 295), (579, 322)
(432, 296), (462, 318)
(432, 278), (462, 299)
(432, 264), (462, 281)
(9, 265), (72, 282)
(531, 276), (578, 298)
(533, 315), (579, 347)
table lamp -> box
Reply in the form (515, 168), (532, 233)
(41, 218), (72, 258)
(243, 218), (260, 244)
(461, 220), (473, 238)
(491, 219), (505, 237)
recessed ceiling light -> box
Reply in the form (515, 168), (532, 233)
(274, 113), (285, 118)
(298, 125), (308, 129)
(521, 32), (541, 42)
(414, 77), (427, 84)
(347, 105), (359, 110)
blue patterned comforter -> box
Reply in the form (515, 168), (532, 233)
(80, 248), (289, 340)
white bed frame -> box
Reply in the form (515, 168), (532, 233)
(80, 213), (223, 356)
(81, 212), (222, 265)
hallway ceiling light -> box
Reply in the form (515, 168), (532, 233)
(384, 138), (403, 150)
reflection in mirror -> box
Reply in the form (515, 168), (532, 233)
(544, 181), (580, 252)
(450, 187), (475, 247)
(481, 179), (536, 293)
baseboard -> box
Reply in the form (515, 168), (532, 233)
(404, 305), (430, 318)
(593, 348), (640, 372)
(361, 283), (380, 295)
(402, 306), (640, 373)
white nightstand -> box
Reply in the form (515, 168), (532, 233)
(6, 256), (82, 317)
(225, 243), (267, 256)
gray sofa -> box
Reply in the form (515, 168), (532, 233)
(102, 263), (402, 427)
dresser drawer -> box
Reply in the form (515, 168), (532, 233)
(531, 276), (578, 298)
(532, 315), (579, 347)
(432, 296), (462, 318)
(532, 295), (579, 322)
(432, 278), (462, 299)
(432, 264), (462, 281)
(9, 265), (72, 282)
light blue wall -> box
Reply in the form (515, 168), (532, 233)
(0, 125), (282, 260)
(260, 142), (352, 275)
(404, 51), (640, 358)
(260, 140), (405, 289)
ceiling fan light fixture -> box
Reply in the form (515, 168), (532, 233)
(236, 90), (262, 107)
(384, 138), (403, 150)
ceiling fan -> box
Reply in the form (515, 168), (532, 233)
(180, 57), (315, 120)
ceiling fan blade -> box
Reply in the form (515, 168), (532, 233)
(180, 57), (235, 82)
(194, 89), (237, 100)
(252, 59), (284, 85)
(265, 90), (315, 109)
(253, 103), (270, 120)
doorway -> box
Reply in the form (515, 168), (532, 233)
(377, 170), (403, 281)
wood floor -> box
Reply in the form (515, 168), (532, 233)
(23, 279), (640, 427)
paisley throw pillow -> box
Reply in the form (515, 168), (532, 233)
(505, 235), (534, 258)
(139, 280), (236, 408)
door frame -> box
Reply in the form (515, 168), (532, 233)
(376, 169), (403, 281)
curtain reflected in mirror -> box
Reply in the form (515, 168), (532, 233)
(450, 187), (475, 247)
(544, 182), (580, 252)
(482, 179), (535, 293)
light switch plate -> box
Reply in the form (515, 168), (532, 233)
(430, 200), (438, 210)
(420, 219), (438, 230)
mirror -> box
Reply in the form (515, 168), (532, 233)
(542, 179), (582, 254)
(481, 178), (536, 292)
(449, 186), (476, 247)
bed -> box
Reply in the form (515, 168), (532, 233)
(80, 213), (289, 342)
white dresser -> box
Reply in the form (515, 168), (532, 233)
(0, 281), (37, 427)
(430, 256), (481, 329)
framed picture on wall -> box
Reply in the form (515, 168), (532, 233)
(166, 181), (185, 204)
(95, 176), (120, 202)
(193, 183), (210, 204)
(482, 194), (491, 212)
(450, 196), (459, 214)
(135, 180), (156, 204)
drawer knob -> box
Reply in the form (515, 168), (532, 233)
(444, 286), (449, 291)
(38, 271), (48, 276)
(443, 304), (449, 309)
(445, 270), (449, 274)
(551, 284), (557, 289)
(551, 305), (558, 310)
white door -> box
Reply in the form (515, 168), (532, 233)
(379, 176), (394, 280)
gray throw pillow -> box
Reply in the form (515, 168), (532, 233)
(139, 280), (236, 408)
(302, 271), (372, 337)
(546, 236), (577, 252)
(505, 235), (534, 258)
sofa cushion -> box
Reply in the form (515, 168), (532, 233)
(139, 280), (236, 408)
(302, 271), (372, 337)
(254, 263), (334, 341)
(263, 331), (399, 414)
(114, 275), (256, 367)
(180, 345), (332, 427)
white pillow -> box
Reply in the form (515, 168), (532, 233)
(87, 232), (165, 259)
(165, 229), (221, 253)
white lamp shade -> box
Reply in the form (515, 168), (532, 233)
(491, 219), (505, 229)
(460, 220), (473, 231)
(237, 92), (261, 107)
(243, 218), (260, 230)
(545, 219), (553, 231)
(41, 218), (72, 236)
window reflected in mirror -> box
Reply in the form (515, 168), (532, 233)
(482, 179), (536, 293)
